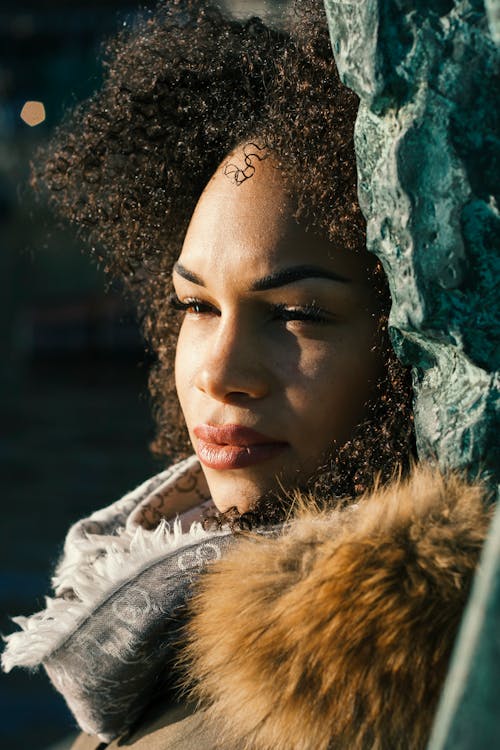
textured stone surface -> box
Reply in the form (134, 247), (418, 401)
(486, 0), (500, 44)
(324, 0), (499, 486)
(324, 2), (499, 747)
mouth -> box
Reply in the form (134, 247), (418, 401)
(193, 424), (288, 471)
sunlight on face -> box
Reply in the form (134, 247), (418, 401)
(173, 151), (383, 512)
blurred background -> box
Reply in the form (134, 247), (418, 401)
(0, 1), (290, 748)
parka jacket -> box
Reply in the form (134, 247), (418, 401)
(66, 466), (490, 750)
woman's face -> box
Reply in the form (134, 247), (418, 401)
(174, 153), (383, 512)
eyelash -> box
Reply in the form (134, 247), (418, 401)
(169, 294), (215, 315)
(169, 294), (333, 324)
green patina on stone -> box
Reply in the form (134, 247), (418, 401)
(324, 0), (499, 485)
(323, 1), (499, 747)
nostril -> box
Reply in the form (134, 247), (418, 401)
(192, 325), (270, 402)
(195, 367), (269, 403)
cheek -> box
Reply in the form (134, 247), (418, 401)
(277, 328), (382, 445)
(174, 323), (196, 419)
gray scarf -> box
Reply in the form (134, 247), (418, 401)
(2, 456), (237, 742)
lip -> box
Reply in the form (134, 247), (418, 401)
(193, 424), (288, 470)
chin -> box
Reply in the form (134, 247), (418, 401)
(200, 455), (311, 518)
(211, 487), (266, 515)
(209, 478), (298, 528)
(204, 472), (277, 514)
(196, 443), (296, 507)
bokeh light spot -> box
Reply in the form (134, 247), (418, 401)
(20, 100), (46, 127)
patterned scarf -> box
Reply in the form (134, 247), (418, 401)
(2, 456), (238, 742)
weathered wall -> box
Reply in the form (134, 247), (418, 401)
(323, 2), (500, 746)
(324, 0), (499, 487)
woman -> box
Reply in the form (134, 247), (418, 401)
(2, 1), (490, 749)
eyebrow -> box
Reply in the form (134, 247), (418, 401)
(250, 265), (350, 290)
(173, 263), (204, 285)
(173, 262), (350, 289)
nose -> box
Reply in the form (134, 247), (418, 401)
(194, 314), (270, 403)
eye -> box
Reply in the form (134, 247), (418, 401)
(169, 293), (219, 316)
(271, 302), (335, 325)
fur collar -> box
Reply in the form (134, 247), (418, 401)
(184, 467), (491, 750)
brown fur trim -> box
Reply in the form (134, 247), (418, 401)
(183, 467), (492, 750)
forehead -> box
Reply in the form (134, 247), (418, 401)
(178, 152), (372, 285)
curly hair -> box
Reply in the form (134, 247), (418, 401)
(34, 0), (415, 506)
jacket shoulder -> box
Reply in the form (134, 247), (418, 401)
(71, 701), (220, 750)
